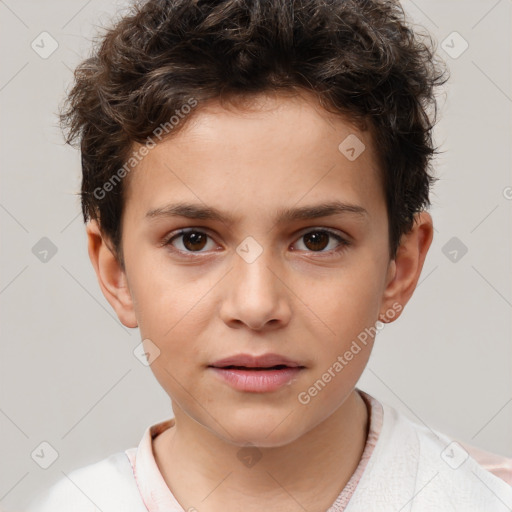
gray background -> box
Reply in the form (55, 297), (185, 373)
(1, 0), (511, 510)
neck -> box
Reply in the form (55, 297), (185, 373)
(153, 389), (369, 512)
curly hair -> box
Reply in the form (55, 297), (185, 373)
(59, 0), (448, 269)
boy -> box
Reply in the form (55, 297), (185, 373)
(26, 0), (512, 510)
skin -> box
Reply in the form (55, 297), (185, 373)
(87, 90), (433, 512)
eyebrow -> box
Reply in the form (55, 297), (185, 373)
(145, 200), (368, 225)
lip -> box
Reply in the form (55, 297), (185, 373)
(208, 353), (306, 393)
(209, 353), (304, 369)
(209, 367), (304, 392)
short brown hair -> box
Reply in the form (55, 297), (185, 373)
(60, 0), (448, 269)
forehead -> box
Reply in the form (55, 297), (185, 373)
(123, 92), (385, 225)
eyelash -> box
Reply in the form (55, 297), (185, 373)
(161, 228), (351, 259)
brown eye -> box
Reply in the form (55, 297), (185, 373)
(293, 229), (350, 254)
(165, 229), (215, 253)
(303, 231), (330, 251)
(181, 231), (208, 251)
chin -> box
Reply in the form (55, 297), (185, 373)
(214, 410), (308, 448)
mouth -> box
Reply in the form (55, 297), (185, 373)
(207, 354), (306, 392)
(209, 353), (305, 370)
(210, 364), (303, 371)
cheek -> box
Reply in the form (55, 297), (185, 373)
(127, 256), (207, 336)
(143, 328), (205, 404)
(131, 284), (207, 367)
(301, 264), (384, 336)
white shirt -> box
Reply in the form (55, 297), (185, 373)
(25, 389), (512, 512)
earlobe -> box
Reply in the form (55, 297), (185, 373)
(86, 220), (138, 328)
(378, 211), (434, 323)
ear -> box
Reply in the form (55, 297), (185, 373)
(86, 219), (138, 328)
(378, 211), (434, 323)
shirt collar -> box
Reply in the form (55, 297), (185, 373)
(129, 388), (383, 512)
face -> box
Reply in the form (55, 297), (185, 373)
(96, 91), (406, 447)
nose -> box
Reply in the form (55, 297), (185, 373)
(219, 241), (292, 331)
